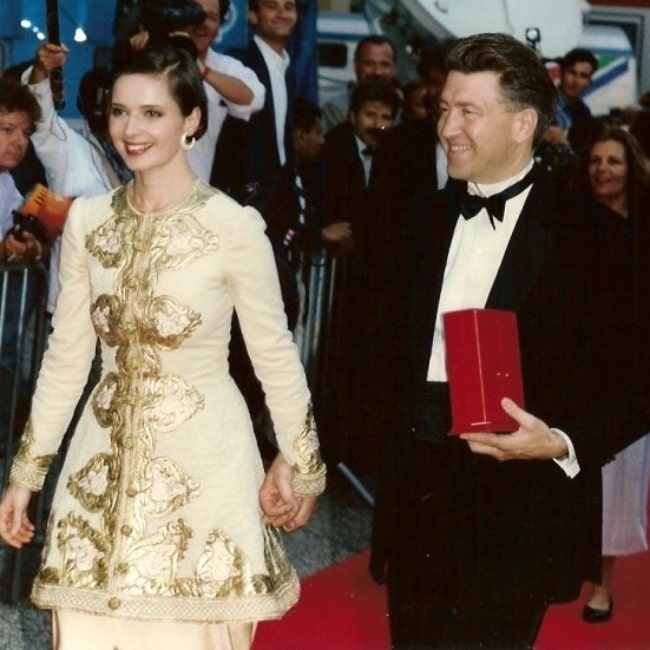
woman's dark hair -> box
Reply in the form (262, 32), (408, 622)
(445, 33), (556, 148)
(110, 45), (208, 140)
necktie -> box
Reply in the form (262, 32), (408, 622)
(458, 168), (535, 229)
(361, 147), (373, 186)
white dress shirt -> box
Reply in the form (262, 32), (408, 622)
(354, 135), (373, 186)
(187, 48), (265, 182)
(426, 159), (579, 477)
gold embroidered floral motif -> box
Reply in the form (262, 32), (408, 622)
(120, 519), (192, 593)
(143, 296), (201, 348)
(67, 453), (119, 512)
(91, 294), (125, 346)
(133, 458), (200, 518)
(141, 376), (204, 433)
(56, 513), (109, 588)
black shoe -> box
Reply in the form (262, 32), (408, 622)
(582, 600), (613, 623)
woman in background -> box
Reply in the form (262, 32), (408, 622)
(577, 125), (650, 623)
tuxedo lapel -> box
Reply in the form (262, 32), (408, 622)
(406, 188), (456, 381)
(486, 180), (552, 311)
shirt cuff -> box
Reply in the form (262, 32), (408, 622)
(551, 427), (580, 478)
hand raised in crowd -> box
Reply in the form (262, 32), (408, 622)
(29, 42), (68, 84)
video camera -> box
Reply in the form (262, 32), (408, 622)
(141, 0), (206, 43)
(9, 212), (48, 244)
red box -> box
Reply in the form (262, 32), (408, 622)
(443, 308), (524, 435)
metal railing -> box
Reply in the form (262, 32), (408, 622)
(0, 261), (50, 603)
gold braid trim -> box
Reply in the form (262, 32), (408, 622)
(9, 420), (55, 491)
(291, 465), (327, 496)
(291, 406), (326, 496)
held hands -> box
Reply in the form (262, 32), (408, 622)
(259, 454), (318, 533)
(460, 397), (568, 461)
(0, 484), (35, 549)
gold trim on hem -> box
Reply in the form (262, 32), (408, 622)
(31, 569), (299, 624)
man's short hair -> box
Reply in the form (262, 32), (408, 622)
(560, 48), (598, 75)
(416, 42), (449, 80)
(293, 97), (322, 133)
(350, 80), (401, 118)
(0, 76), (41, 127)
(353, 35), (397, 63)
(445, 32), (556, 147)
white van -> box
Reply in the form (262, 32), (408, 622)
(316, 12), (374, 107)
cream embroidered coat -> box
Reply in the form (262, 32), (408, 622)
(10, 181), (326, 623)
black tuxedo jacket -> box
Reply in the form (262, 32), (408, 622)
(370, 165), (650, 607)
(321, 121), (367, 228)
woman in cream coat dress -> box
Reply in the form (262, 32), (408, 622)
(0, 45), (325, 650)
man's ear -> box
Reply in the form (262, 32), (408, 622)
(248, 10), (258, 28)
(513, 107), (538, 145)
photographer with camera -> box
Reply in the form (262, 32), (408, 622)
(128, 0), (265, 182)
(0, 76), (48, 443)
(0, 81), (47, 265)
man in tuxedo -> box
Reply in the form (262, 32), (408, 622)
(367, 33), (650, 649)
(321, 80), (400, 256)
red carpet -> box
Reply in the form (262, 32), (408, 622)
(253, 551), (390, 650)
(254, 549), (650, 650)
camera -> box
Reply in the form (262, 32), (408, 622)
(141, 0), (206, 41)
(9, 212), (48, 244)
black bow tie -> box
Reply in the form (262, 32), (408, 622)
(458, 168), (535, 229)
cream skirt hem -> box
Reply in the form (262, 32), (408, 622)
(52, 609), (256, 650)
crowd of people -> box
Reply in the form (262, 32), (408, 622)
(1, 2), (650, 649)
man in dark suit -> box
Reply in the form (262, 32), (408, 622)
(212, 0), (297, 238)
(366, 33), (650, 649)
(321, 81), (400, 255)
(318, 80), (400, 473)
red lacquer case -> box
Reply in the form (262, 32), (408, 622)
(443, 308), (525, 435)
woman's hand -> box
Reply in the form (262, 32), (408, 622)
(0, 484), (35, 549)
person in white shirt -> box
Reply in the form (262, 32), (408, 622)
(130, 0), (266, 183)
(21, 44), (121, 315)
(185, 0), (265, 181)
